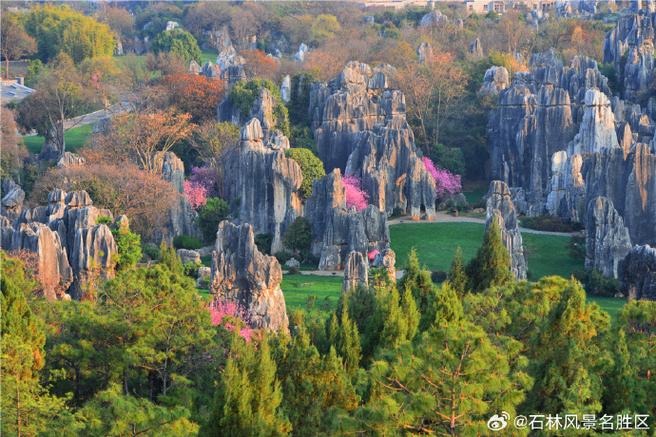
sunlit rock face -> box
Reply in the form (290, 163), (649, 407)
(309, 61), (437, 218)
(485, 180), (527, 280)
(222, 118), (302, 254)
(305, 169), (389, 271)
(210, 220), (289, 333)
(619, 244), (656, 300)
(585, 196), (632, 278)
(1, 189), (119, 300)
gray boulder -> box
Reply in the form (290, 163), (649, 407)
(177, 249), (201, 265)
(210, 221), (289, 332)
(342, 250), (368, 292)
(486, 181), (527, 280)
(305, 169), (390, 270)
(585, 197), (632, 278)
(284, 257), (301, 270)
(1, 181), (25, 221)
(619, 245), (656, 300)
(372, 248), (396, 282)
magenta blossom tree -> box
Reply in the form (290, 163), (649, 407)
(189, 166), (219, 196)
(183, 180), (207, 209)
(343, 175), (369, 212)
(209, 300), (253, 342)
(422, 156), (462, 196)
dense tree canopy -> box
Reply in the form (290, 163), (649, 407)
(151, 28), (201, 64)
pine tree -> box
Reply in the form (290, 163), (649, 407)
(399, 248), (434, 310)
(447, 246), (468, 295)
(526, 278), (610, 415)
(328, 301), (362, 373)
(466, 221), (512, 292)
(1, 253), (72, 436)
(604, 328), (639, 414)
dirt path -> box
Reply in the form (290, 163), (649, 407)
(389, 212), (577, 237)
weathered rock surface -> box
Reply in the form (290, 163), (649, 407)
(281, 74), (291, 103)
(152, 151), (201, 243)
(488, 53), (611, 214)
(210, 220), (289, 332)
(585, 197), (632, 278)
(56, 152), (86, 168)
(310, 62), (437, 218)
(342, 250), (369, 292)
(619, 244), (656, 300)
(469, 38), (483, 57)
(1, 189), (119, 300)
(177, 249), (201, 265)
(419, 10), (448, 27)
(1, 180), (25, 221)
(479, 66), (509, 97)
(485, 181), (527, 280)
(305, 169), (390, 270)
(222, 118), (302, 253)
(372, 248), (396, 282)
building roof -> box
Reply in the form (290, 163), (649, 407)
(1, 80), (35, 104)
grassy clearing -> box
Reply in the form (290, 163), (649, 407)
(281, 273), (342, 314)
(587, 296), (625, 320)
(200, 50), (218, 65)
(22, 124), (93, 154)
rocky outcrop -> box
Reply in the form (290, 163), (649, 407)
(479, 66), (509, 97)
(1, 180), (25, 221)
(56, 152), (86, 168)
(177, 249), (201, 265)
(281, 74), (291, 103)
(305, 169), (390, 270)
(569, 89), (619, 155)
(417, 42), (433, 63)
(469, 38), (483, 57)
(210, 220), (288, 332)
(619, 244), (656, 300)
(310, 62), (437, 218)
(585, 197), (632, 278)
(372, 248), (396, 282)
(1, 189), (119, 300)
(342, 250), (368, 292)
(152, 151), (201, 243)
(222, 118), (302, 253)
(419, 10), (448, 27)
(485, 181), (527, 280)
(488, 53), (611, 214)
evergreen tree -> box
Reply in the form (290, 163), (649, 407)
(328, 300), (362, 374)
(447, 246), (468, 295)
(526, 279), (610, 415)
(466, 221), (512, 292)
(398, 249), (435, 330)
(1, 253), (73, 436)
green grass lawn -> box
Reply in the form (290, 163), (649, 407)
(281, 274), (342, 314)
(22, 124), (93, 154)
(200, 50), (218, 65)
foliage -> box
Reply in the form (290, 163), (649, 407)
(429, 142), (465, 176)
(285, 148), (325, 198)
(228, 79), (290, 136)
(447, 246), (468, 295)
(197, 197), (229, 243)
(342, 176), (369, 212)
(183, 180), (207, 209)
(288, 73), (317, 127)
(577, 269), (621, 297)
(24, 4), (115, 63)
(255, 233), (273, 255)
(111, 225), (142, 271)
(520, 215), (584, 232)
(0, 12), (36, 78)
(31, 159), (177, 239)
(190, 122), (240, 172)
(208, 301), (254, 342)
(466, 221), (513, 292)
(0, 108), (27, 180)
(242, 49), (279, 80)
(94, 110), (194, 173)
(151, 28), (201, 64)
(283, 217), (312, 259)
(422, 156), (462, 197)
(310, 15), (341, 45)
(172, 235), (203, 251)
(161, 73), (226, 122)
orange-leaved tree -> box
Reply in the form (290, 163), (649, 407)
(161, 73), (226, 122)
(241, 49), (279, 81)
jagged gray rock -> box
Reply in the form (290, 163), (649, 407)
(222, 118), (302, 253)
(310, 62), (437, 218)
(485, 181), (527, 280)
(469, 37), (483, 57)
(342, 250), (368, 292)
(585, 197), (632, 278)
(152, 151), (201, 243)
(372, 248), (396, 282)
(56, 152), (86, 168)
(1, 180), (25, 221)
(619, 244), (656, 300)
(305, 169), (390, 270)
(177, 249), (201, 265)
(1, 189), (119, 300)
(210, 220), (289, 332)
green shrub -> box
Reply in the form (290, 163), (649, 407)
(285, 148), (325, 198)
(112, 228), (142, 270)
(183, 261), (201, 278)
(97, 215), (112, 225)
(142, 243), (161, 261)
(197, 197), (229, 243)
(429, 143), (465, 176)
(274, 250), (294, 265)
(520, 216), (584, 233)
(173, 235), (203, 250)
(283, 217), (312, 260)
(577, 269), (621, 297)
(255, 233), (273, 255)
(151, 28), (201, 63)
(229, 79), (290, 136)
(290, 125), (316, 150)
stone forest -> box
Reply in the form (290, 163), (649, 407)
(1, 1), (655, 435)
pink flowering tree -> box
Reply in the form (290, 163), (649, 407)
(422, 156), (462, 197)
(343, 175), (369, 211)
(189, 166), (219, 196)
(183, 180), (207, 209)
(209, 300), (254, 342)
